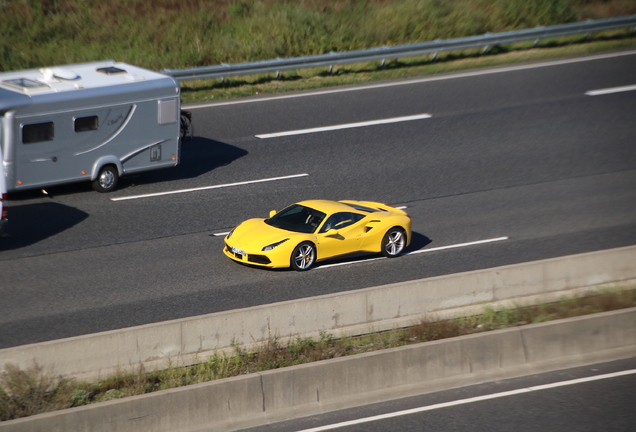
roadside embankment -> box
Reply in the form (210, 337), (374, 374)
(1, 246), (635, 382)
(1, 306), (634, 432)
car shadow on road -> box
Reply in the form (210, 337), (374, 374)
(0, 202), (88, 251)
(406, 231), (433, 252)
(228, 231), (433, 271)
(315, 231), (432, 267)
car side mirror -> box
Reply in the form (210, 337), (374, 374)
(269, 210), (277, 218)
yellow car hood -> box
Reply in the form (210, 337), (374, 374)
(230, 218), (295, 248)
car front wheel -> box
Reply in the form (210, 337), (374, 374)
(290, 242), (316, 271)
(381, 228), (406, 258)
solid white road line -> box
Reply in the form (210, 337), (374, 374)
(110, 173), (309, 201)
(409, 236), (509, 255)
(318, 236), (508, 269)
(185, 50), (636, 109)
(295, 369), (636, 432)
(585, 84), (636, 96)
(255, 114), (432, 139)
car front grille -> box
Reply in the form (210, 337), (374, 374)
(247, 255), (271, 265)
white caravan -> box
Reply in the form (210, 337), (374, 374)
(0, 61), (181, 192)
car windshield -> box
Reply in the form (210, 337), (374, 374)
(265, 204), (326, 234)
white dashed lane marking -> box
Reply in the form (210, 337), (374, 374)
(585, 84), (636, 96)
(111, 173), (309, 201)
(255, 114), (432, 139)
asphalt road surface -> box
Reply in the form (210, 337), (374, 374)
(1, 51), (635, 348)
(237, 357), (636, 432)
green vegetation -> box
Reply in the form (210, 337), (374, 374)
(1, 288), (635, 421)
(1, 0), (635, 72)
(2, 1), (635, 103)
(180, 33), (636, 102)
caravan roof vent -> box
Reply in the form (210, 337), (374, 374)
(43, 67), (80, 81)
(97, 66), (127, 75)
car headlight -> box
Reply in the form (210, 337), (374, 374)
(226, 228), (235, 239)
(262, 238), (289, 251)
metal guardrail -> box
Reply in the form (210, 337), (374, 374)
(163, 15), (636, 82)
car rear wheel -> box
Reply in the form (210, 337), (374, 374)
(290, 242), (316, 271)
(381, 228), (406, 258)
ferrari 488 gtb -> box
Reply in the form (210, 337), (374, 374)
(223, 200), (411, 271)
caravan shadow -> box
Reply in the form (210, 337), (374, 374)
(123, 138), (248, 187)
(0, 202), (88, 251)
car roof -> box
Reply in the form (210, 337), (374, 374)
(296, 200), (368, 214)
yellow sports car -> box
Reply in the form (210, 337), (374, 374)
(223, 200), (411, 271)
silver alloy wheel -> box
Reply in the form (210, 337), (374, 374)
(99, 170), (115, 190)
(382, 229), (405, 257)
(292, 243), (316, 270)
(92, 164), (119, 192)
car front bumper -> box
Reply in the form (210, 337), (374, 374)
(223, 241), (292, 268)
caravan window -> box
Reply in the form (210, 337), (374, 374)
(75, 115), (99, 132)
(158, 98), (178, 125)
(3, 78), (48, 91)
(22, 121), (54, 144)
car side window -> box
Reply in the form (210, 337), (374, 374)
(319, 212), (364, 233)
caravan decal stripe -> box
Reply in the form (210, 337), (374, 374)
(74, 105), (137, 156)
(120, 139), (166, 162)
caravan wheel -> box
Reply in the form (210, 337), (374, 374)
(92, 165), (119, 193)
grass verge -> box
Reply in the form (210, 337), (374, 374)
(5, 0), (634, 72)
(1, 288), (635, 421)
(180, 31), (636, 103)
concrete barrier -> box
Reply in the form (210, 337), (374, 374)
(1, 246), (635, 381)
(2, 307), (635, 432)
